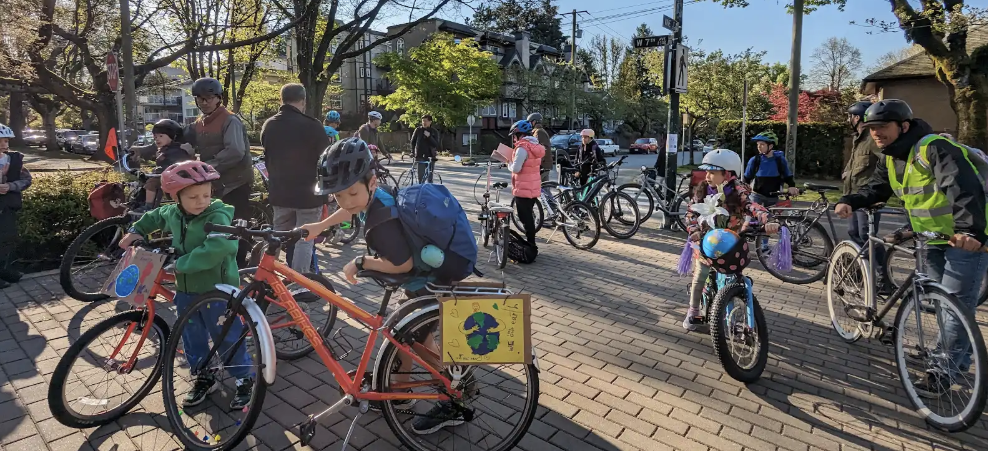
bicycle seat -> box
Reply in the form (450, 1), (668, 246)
(803, 183), (839, 192)
(488, 203), (513, 213)
(867, 202), (886, 211)
(357, 270), (418, 288)
(492, 182), (508, 190)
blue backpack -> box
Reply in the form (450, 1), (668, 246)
(366, 185), (478, 282)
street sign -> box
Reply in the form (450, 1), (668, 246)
(663, 15), (678, 31)
(105, 53), (119, 91)
(632, 35), (669, 49)
(673, 45), (689, 93)
(467, 115), (476, 127)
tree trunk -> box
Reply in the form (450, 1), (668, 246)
(92, 104), (116, 163)
(42, 111), (58, 151)
(8, 90), (25, 146)
(304, 77), (330, 118)
(952, 72), (988, 151)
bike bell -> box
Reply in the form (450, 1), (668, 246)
(420, 244), (445, 268)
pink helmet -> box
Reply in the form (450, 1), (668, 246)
(580, 129), (595, 137)
(161, 160), (220, 196)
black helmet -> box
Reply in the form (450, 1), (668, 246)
(151, 119), (183, 141)
(191, 77), (223, 98)
(316, 137), (373, 195)
(863, 99), (913, 125)
(846, 101), (872, 117)
(526, 112), (543, 124)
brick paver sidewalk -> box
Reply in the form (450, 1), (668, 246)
(1, 166), (987, 451)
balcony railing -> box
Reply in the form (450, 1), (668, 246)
(143, 95), (183, 106)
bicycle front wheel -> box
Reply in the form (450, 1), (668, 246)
(60, 215), (131, 302)
(375, 309), (540, 451)
(756, 219), (833, 284)
(893, 285), (988, 432)
(709, 283), (768, 383)
(49, 310), (169, 428)
(161, 292), (267, 451)
(398, 169), (415, 187)
(617, 183), (655, 223)
(495, 220), (508, 269)
(339, 214), (362, 245)
(826, 242), (871, 343)
(561, 201), (600, 250)
(599, 191), (641, 239)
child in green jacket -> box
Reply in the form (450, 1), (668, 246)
(118, 160), (252, 410)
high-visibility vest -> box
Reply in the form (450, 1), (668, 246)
(887, 134), (988, 244)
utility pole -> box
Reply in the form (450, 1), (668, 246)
(569, 10), (584, 130)
(663, 0), (684, 199)
(785, 0), (804, 176)
(120, 0), (137, 146)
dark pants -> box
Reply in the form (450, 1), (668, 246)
(415, 158), (434, 183)
(221, 184), (252, 268)
(0, 208), (17, 269)
(515, 197), (538, 246)
(848, 210), (885, 281)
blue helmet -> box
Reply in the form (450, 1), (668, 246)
(326, 110), (341, 122)
(509, 120), (533, 135)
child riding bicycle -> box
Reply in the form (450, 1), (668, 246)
(118, 161), (254, 410)
(300, 137), (478, 435)
(683, 150), (779, 331)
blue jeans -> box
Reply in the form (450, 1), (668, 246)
(848, 210), (886, 282)
(175, 292), (253, 379)
(750, 193), (777, 248)
(924, 246), (988, 377)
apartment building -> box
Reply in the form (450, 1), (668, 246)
(137, 67), (197, 125)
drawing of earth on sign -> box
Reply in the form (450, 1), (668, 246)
(114, 264), (141, 298)
(461, 302), (504, 356)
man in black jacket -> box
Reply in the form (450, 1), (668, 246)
(410, 114), (439, 183)
(835, 99), (988, 397)
(261, 84), (330, 272)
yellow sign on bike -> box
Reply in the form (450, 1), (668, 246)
(440, 295), (532, 365)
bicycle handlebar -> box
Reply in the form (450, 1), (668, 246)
(204, 223), (309, 241)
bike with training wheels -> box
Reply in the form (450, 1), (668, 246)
(826, 204), (987, 432)
(160, 224), (541, 451)
(687, 224), (770, 383)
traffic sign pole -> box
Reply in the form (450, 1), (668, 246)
(661, 0), (684, 229)
(106, 53), (126, 161)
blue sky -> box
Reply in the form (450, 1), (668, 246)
(436, 0), (914, 78)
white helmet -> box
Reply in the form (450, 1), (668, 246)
(699, 149), (743, 175)
(368, 111), (383, 120)
(0, 124), (13, 139)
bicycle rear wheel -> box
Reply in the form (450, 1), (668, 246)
(617, 183), (655, 223)
(756, 219), (833, 284)
(561, 201), (600, 250)
(599, 191), (640, 239)
(60, 215), (131, 302)
(376, 309), (539, 451)
(495, 220), (508, 269)
(161, 292), (266, 451)
(49, 310), (169, 428)
(510, 198), (544, 234)
(893, 285), (988, 432)
(826, 242), (871, 343)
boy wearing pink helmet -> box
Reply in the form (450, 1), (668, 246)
(118, 160), (254, 410)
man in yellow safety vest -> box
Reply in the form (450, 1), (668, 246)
(835, 99), (988, 399)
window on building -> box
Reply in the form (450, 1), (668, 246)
(397, 38), (405, 53)
(509, 102), (517, 119)
(186, 108), (197, 118)
(462, 133), (478, 146)
(328, 96), (342, 109)
(385, 41), (393, 53)
(454, 38), (461, 44)
(501, 102), (508, 118)
(359, 66), (366, 78)
(478, 104), (497, 117)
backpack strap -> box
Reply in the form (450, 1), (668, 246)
(363, 187), (399, 232)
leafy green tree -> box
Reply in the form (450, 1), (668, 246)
(470, 0), (566, 48)
(681, 48), (776, 142)
(371, 33), (502, 128)
(614, 25), (665, 135)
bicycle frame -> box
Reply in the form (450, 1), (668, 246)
(226, 251), (460, 403)
(635, 170), (690, 216)
(112, 263), (176, 373)
(768, 191), (840, 246)
(707, 273), (757, 329)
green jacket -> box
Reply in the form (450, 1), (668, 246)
(842, 129), (883, 195)
(131, 200), (239, 294)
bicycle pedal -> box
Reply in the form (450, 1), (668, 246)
(297, 415), (317, 447)
(845, 305), (875, 323)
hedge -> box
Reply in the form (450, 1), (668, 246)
(715, 120), (848, 179)
(13, 170), (125, 271)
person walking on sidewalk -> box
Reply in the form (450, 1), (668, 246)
(835, 99), (988, 398)
(357, 111), (384, 158)
(260, 83), (330, 272)
(410, 114), (440, 183)
(742, 130), (799, 207)
(527, 113), (552, 182)
(0, 124), (32, 289)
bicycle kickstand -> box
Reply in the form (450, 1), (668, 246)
(297, 394), (353, 447)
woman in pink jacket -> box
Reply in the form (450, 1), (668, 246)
(508, 120), (546, 247)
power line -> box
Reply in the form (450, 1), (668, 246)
(586, 1), (674, 16)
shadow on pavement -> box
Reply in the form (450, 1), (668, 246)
(0, 282), (51, 447)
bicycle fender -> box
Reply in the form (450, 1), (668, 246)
(214, 284), (277, 386)
(371, 303), (439, 391)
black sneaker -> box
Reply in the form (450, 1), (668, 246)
(229, 377), (253, 411)
(914, 372), (951, 399)
(183, 375), (217, 407)
(411, 402), (465, 435)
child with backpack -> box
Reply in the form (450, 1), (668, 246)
(300, 137), (477, 435)
(742, 131), (799, 207)
(117, 161), (254, 410)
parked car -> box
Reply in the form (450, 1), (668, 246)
(59, 130), (89, 151)
(630, 137), (659, 154)
(550, 133), (581, 162)
(71, 133), (100, 154)
(24, 131), (47, 147)
(596, 138), (619, 156)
